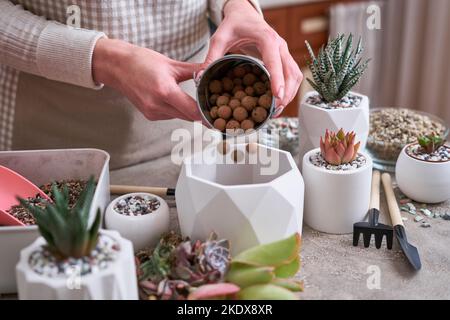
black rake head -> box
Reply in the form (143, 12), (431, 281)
(353, 208), (394, 249)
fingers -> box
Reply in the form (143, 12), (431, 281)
(203, 30), (231, 67)
(258, 32), (285, 105)
(174, 61), (203, 82)
(163, 84), (203, 121)
(279, 40), (303, 110)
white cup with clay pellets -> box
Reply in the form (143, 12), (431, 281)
(105, 193), (170, 251)
(196, 54), (276, 137)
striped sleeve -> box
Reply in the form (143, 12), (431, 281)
(0, 1), (106, 89)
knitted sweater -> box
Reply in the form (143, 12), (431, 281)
(0, 0), (261, 169)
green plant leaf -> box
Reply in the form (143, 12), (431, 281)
(274, 256), (300, 278)
(271, 278), (304, 292)
(226, 263), (275, 288)
(232, 233), (300, 267)
(237, 284), (298, 300)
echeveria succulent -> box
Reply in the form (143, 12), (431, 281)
(320, 128), (361, 165)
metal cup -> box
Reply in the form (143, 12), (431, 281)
(195, 54), (275, 137)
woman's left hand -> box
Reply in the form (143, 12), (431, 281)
(203, 0), (303, 117)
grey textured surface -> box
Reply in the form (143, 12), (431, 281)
(2, 155), (449, 300)
(110, 157), (450, 300)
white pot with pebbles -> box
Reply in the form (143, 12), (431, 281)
(15, 178), (138, 300)
(396, 134), (450, 204)
(302, 129), (372, 234)
(299, 34), (370, 165)
(105, 193), (170, 251)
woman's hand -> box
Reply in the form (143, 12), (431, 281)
(204, 0), (303, 116)
(93, 38), (202, 121)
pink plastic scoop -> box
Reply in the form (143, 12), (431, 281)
(0, 165), (51, 226)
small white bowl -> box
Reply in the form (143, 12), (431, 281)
(105, 193), (170, 251)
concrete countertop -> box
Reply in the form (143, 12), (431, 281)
(259, 0), (326, 10)
(2, 155), (448, 300)
(108, 157), (450, 300)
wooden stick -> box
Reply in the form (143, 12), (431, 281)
(110, 185), (175, 197)
(370, 170), (381, 210)
(381, 173), (403, 227)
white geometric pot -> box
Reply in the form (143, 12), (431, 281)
(396, 144), (450, 203)
(302, 149), (372, 234)
(16, 230), (138, 300)
(105, 193), (170, 251)
(176, 143), (304, 255)
(298, 91), (369, 166)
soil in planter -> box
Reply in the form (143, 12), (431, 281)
(28, 234), (120, 278)
(310, 151), (366, 171)
(306, 93), (362, 109)
(406, 144), (450, 162)
(114, 194), (161, 216)
(5, 179), (87, 226)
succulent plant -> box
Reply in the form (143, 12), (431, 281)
(226, 233), (302, 300)
(305, 34), (370, 103)
(320, 128), (361, 165)
(138, 232), (231, 300)
(418, 133), (445, 154)
(19, 176), (101, 260)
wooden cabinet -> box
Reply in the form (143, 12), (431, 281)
(263, 0), (360, 117)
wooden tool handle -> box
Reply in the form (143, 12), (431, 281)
(381, 173), (403, 227)
(370, 170), (381, 210)
(110, 185), (173, 197)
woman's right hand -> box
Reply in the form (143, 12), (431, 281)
(93, 38), (202, 121)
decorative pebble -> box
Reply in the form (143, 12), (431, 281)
(114, 195), (160, 216)
(309, 152), (366, 171)
(420, 222), (431, 228)
(442, 213), (450, 221)
(414, 216), (423, 222)
(306, 93), (362, 109)
(402, 217), (408, 222)
(420, 208), (432, 217)
(28, 235), (120, 278)
(406, 144), (450, 162)
(433, 213), (441, 218)
(406, 203), (416, 212)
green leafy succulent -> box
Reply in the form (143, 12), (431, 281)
(19, 176), (101, 260)
(305, 33), (370, 103)
(418, 133), (445, 154)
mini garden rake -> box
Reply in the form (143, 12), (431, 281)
(353, 170), (393, 249)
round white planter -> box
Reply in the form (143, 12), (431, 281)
(16, 229), (138, 300)
(105, 193), (170, 251)
(302, 149), (372, 234)
(176, 143), (304, 255)
(396, 144), (450, 203)
(298, 91), (369, 166)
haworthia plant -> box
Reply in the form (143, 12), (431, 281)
(305, 34), (370, 103)
(19, 176), (101, 260)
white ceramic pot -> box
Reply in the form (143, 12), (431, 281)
(0, 148), (110, 294)
(302, 149), (372, 234)
(105, 193), (170, 251)
(176, 143), (304, 255)
(298, 91), (369, 166)
(16, 229), (138, 300)
(396, 144), (450, 203)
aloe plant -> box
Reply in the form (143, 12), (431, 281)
(19, 177), (101, 260)
(418, 133), (445, 154)
(305, 34), (370, 103)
